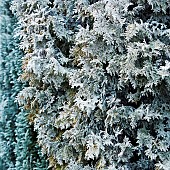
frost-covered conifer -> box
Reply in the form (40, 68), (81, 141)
(69, 1), (170, 169)
(11, 0), (77, 168)
(13, 0), (170, 169)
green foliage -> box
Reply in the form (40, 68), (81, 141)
(0, 0), (49, 169)
(0, 1), (17, 168)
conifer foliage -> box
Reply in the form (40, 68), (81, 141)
(0, 1), (19, 168)
(0, 0), (48, 169)
(1, 0), (170, 169)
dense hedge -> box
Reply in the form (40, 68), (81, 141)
(1, 0), (170, 169)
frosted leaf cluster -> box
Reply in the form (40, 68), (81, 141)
(11, 0), (170, 169)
